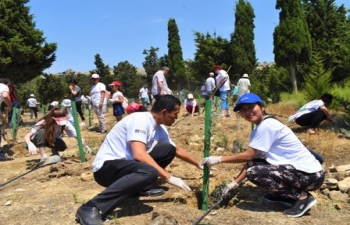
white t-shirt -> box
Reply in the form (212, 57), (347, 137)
(92, 112), (175, 172)
(205, 77), (215, 92)
(237, 78), (250, 94)
(215, 70), (230, 91)
(139, 87), (149, 98)
(27, 97), (38, 107)
(0, 84), (9, 104)
(152, 70), (169, 95)
(184, 99), (197, 107)
(31, 119), (76, 138)
(288, 100), (324, 122)
(249, 117), (322, 173)
(201, 85), (208, 96)
(110, 91), (123, 104)
(90, 82), (106, 106)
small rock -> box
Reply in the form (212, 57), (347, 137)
(4, 201), (11, 206)
(15, 189), (25, 192)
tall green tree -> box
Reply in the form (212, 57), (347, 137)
(113, 61), (144, 99)
(231, 0), (257, 75)
(36, 74), (66, 104)
(303, 0), (350, 82)
(90, 54), (111, 83)
(273, 0), (312, 92)
(0, 0), (57, 83)
(142, 47), (160, 86)
(192, 32), (231, 85)
(167, 18), (186, 90)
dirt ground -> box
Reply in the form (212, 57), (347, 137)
(0, 103), (350, 225)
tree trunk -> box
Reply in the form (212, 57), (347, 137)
(289, 61), (298, 92)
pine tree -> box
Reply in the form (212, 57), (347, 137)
(167, 18), (186, 90)
(0, 0), (57, 83)
(90, 54), (111, 84)
(231, 0), (257, 76)
(142, 47), (160, 86)
(273, 0), (312, 92)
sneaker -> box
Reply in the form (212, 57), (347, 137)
(80, 122), (86, 126)
(139, 188), (164, 197)
(264, 193), (296, 207)
(283, 193), (317, 218)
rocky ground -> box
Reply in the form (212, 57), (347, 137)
(0, 103), (349, 225)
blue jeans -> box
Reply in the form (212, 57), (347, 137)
(220, 90), (229, 110)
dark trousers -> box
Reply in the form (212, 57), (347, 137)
(31, 128), (67, 155)
(29, 107), (38, 119)
(75, 101), (85, 121)
(89, 143), (176, 215)
(295, 109), (327, 129)
(153, 94), (160, 102)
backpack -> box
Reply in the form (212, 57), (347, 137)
(122, 96), (128, 108)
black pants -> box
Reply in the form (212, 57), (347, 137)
(89, 143), (176, 215)
(295, 109), (327, 129)
(75, 101), (85, 121)
(31, 128), (67, 155)
(29, 107), (38, 119)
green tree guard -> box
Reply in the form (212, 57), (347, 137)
(71, 101), (86, 162)
(197, 94), (201, 116)
(11, 107), (18, 141)
(88, 98), (92, 126)
(202, 100), (212, 211)
(42, 104), (47, 116)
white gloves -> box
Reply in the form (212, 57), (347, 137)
(222, 181), (238, 196)
(200, 156), (222, 167)
(28, 143), (38, 154)
(167, 175), (191, 191)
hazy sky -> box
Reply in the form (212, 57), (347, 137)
(26, 0), (349, 73)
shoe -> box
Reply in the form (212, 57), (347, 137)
(75, 205), (103, 225)
(283, 193), (317, 218)
(98, 130), (107, 135)
(80, 122), (86, 126)
(139, 188), (164, 197)
(225, 114), (232, 118)
(264, 193), (296, 207)
(0, 151), (8, 161)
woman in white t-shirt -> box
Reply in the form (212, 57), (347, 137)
(213, 65), (231, 118)
(289, 93), (333, 134)
(183, 93), (198, 116)
(108, 81), (125, 122)
(201, 93), (325, 218)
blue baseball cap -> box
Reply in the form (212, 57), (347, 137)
(233, 93), (263, 112)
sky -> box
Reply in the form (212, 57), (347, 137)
(26, 0), (349, 74)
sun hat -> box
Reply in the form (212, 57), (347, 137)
(209, 72), (214, 76)
(50, 101), (59, 107)
(125, 102), (142, 114)
(29, 94), (35, 98)
(109, 81), (122, 87)
(233, 93), (263, 112)
(52, 116), (68, 126)
(187, 93), (194, 99)
(91, 74), (100, 79)
(242, 74), (249, 78)
(61, 99), (72, 107)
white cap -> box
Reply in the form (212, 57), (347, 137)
(242, 73), (249, 78)
(91, 74), (100, 79)
(61, 99), (71, 107)
(187, 93), (194, 99)
(29, 94), (35, 97)
(209, 72), (214, 76)
(50, 101), (59, 107)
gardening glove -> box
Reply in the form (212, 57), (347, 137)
(167, 175), (191, 191)
(28, 143), (38, 155)
(222, 181), (238, 197)
(200, 156), (222, 167)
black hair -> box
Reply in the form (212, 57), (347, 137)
(320, 93), (333, 106)
(0, 78), (9, 85)
(69, 79), (78, 85)
(151, 95), (181, 113)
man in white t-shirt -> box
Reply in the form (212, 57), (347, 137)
(237, 73), (251, 96)
(90, 74), (107, 133)
(151, 66), (170, 101)
(139, 85), (149, 107)
(0, 81), (12, 160)
(75, 95), (201, 225)
(205, 72), (216, 100)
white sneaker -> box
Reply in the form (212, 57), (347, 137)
(79, 122), (86, 126)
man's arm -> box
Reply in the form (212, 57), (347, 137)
(99, 90), (105, 108)
(2, 92), (12, 113)
(175, 146), (200, 168)
(131, 141), (170, 180)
